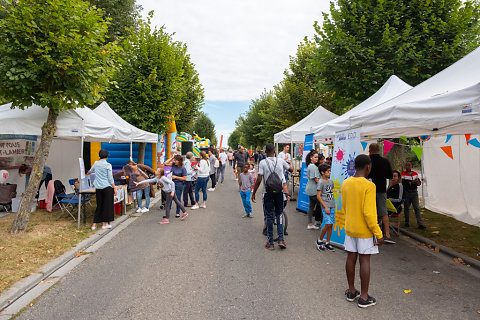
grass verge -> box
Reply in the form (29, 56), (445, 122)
(391, 208), (480, 261)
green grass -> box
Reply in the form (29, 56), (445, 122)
(391, 208), (480, 261)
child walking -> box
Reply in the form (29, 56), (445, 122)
(342, 154), (383, 308)
(248, 163), (256, 191)
(239, 164), (254, 218)
(316, 164), (336, 252)
(135, 168), (188, 224)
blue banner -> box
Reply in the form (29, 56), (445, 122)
(296, 133), (314, 212)
(322, 128), (361, 247)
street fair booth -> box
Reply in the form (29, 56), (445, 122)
(311, 75), (412, 142)
(93, 102), (158, 169)
(345, 47), (480, 226)
(274, 105), (338, 144)
(0, 103), (151, 225)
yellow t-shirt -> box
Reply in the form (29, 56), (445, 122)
(341, 177), (383, 239)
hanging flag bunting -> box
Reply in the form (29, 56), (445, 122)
(383, 140), (395, 156)
(411, 146), (423, 161)
(445, 135), (452, 144)
(465, 134), (472, 145)
(467, 138), (480, 148)
(360, 141), (368, 151)
(419, 135), (431, 142)
(400, 136), (408, 143)
(440, 146), (453, 160)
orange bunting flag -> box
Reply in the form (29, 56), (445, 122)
(465, 134), (472, 145)
(440, 146), (453, 160)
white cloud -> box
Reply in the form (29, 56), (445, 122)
(138, 0), (330, 101)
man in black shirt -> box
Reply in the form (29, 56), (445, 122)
(368, 143), (395, 244)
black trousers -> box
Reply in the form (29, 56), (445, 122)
(183, 181), (195, 205)
(94, 186), (114, 223)
(210, 173), (216, 188)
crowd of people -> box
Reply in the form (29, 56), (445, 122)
(86, 140), (426, 309)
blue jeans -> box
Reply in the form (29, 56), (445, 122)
(240, 190), (252, 215)
(174, 184), (184, 214)
(195, 177), (209, 203)
(136, 186), (150, 209)
(263, 192), (284, 244)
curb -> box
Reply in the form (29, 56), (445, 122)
(0, 195), (162, 318)
(399, 227), (480, 271)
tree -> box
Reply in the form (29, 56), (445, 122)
(311, 0), (480, 113)
(193, 112), (217, 147)
(105, 12), (204, 161)
(89, 0), (142, 41)
(0, 0), (120, 233)
(228, 129), (242, 149)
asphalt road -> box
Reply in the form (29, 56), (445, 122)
(18, 169), (480, 320)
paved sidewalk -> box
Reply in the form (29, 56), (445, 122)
(7, 172), (480, 320)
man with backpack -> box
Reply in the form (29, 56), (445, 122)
(252, 143), (292, 250)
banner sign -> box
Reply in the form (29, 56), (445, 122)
(0, 135), (37, 170)
(296, 134), (314, 212)
(324, 128), (361, 247)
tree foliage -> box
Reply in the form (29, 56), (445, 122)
(311, 0), (480, 112)
(105, 12), (204, 135)
(0, 0), (120, 233)
(193, 111), (217, 146)
(89, 0), (142, 41)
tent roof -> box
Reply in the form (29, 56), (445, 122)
(0, 103), (133, 142)
(274, 105), (338, 143)
(93, 102), (158, 143)
(349, 47), (480, 137)
(311, 75), (412, 139)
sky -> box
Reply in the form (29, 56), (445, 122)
(137, 0), (331, 146)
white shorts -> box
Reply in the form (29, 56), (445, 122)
(344, 235), (379, 255)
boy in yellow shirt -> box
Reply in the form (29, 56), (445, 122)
(342, 154), (384, 308)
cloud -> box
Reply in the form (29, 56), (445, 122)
(138, 0), (330, 101)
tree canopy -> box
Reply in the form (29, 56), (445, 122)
(105, 12), (204, 134)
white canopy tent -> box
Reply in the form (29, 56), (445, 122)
(311, 75), (412, 140)
(93, 102), (158, 143)
(349, 47), (480, 137)
(274, 105), (338, 143)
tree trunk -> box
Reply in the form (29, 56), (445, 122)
(386, 139), (406, 172)
(137, 142), (146, 164)
(10, 108), (58, 234)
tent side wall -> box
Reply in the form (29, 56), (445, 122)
(423, 135), (480, 226)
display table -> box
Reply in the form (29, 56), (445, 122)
(77, 186), (127, 227)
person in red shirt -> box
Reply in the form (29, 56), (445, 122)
(401, 162), (426, 229)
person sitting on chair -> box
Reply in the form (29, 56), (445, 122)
(18, 164), (52, 199)
(387, 170), (403, 217)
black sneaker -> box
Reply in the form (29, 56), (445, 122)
(418, 225), (427, 230)
(384, 237), (396, 244)
(175, 214), (180, 218)
(357, 295), (376, 308)
(404, 223), (410, 228)
(284, 231), (288, 236)
(345, 289), (360, 302)
(316, 240), (325, 251)
(325, 243), (335, 252)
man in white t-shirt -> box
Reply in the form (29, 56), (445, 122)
(217, 148), (228, 184)
(252, 143), (292, 250)
(278, 145), (292, 184)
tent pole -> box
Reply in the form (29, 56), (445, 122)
(130, 141), (133, 160)
(420, 140), (425, 209)
(78, 135), (84, 229)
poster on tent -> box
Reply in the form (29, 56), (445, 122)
(0, 134), (37, 170)
(296, 134), (314, 212)
(324, 128), (361, 247)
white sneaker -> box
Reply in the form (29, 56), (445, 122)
(208, 188), (215, 191)
(91, 225), (96, 230)
(136, 208), (142, 213)
(141, 207), (149, 213)
(106, 224), (112, 229)
(307, 225), (319, 230)
(191, 205), (200, 210)
(201, 203), (207, 209)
